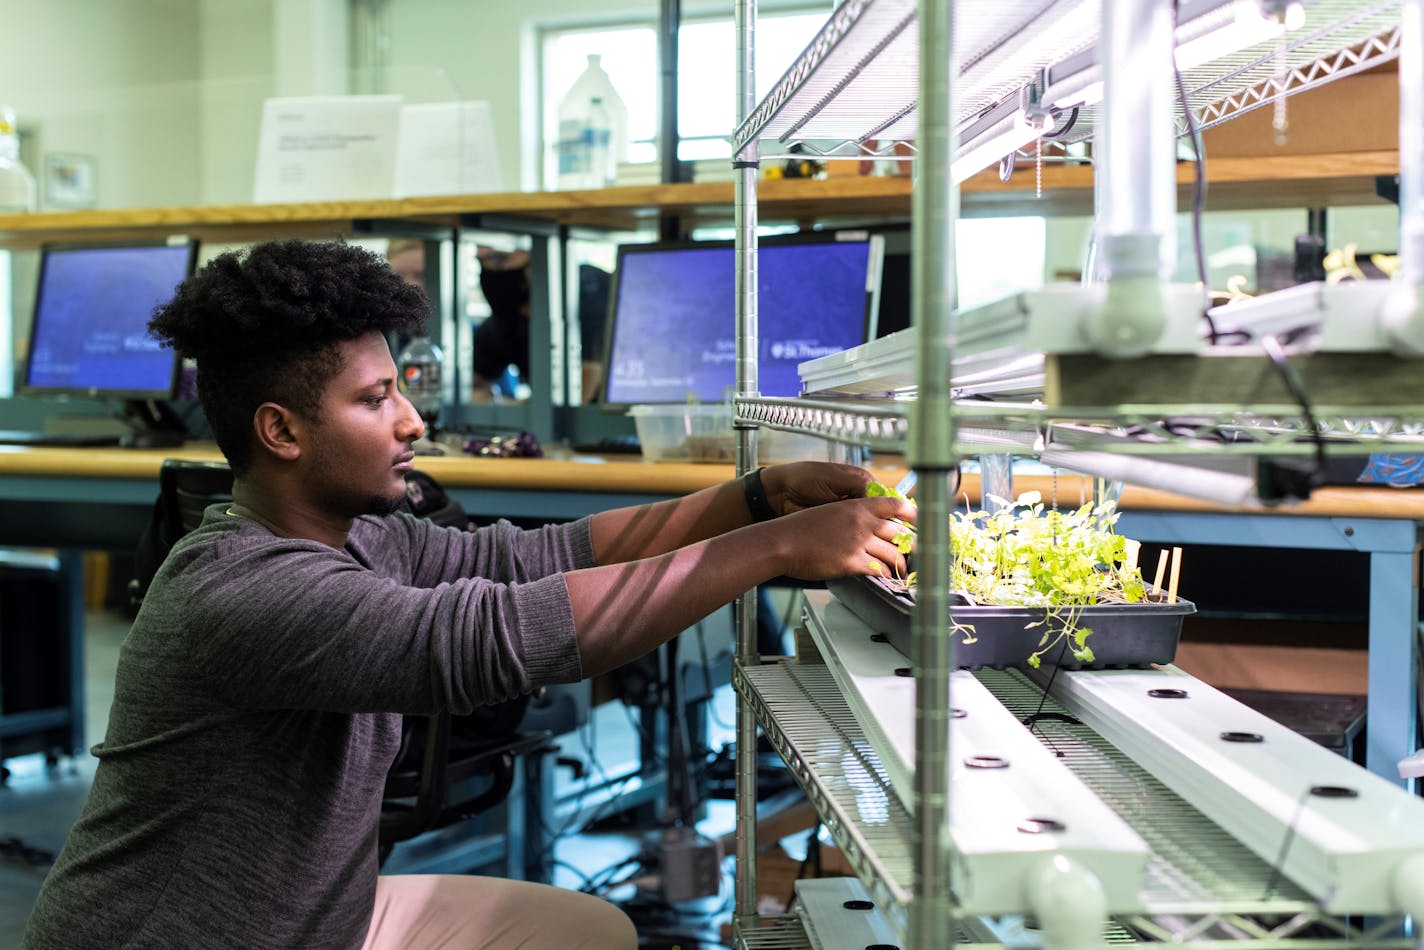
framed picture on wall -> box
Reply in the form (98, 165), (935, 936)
(44, 152), (97, 208)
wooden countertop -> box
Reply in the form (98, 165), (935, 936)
(0, 147), (1399, 246)
(2, 443), (1421, 519)
(0, 442), (735, 495)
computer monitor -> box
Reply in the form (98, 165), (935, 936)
(23, 238), (199, 445)
(600, 231), (883, 405)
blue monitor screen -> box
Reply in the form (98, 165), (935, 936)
(602, 234), (881, 404)
(24, 242), (196, 398)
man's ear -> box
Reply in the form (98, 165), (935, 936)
(253, 403), (302, 461)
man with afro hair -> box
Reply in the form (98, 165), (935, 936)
(23, 239), (915, 949)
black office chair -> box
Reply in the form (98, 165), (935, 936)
(131, 458), (552, 879)
(128, 459), (236, 612)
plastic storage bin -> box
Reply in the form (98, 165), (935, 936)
(629, 404), (736, 463)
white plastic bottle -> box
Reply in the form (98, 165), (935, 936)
(397, 335), (444, 433)
(0, 105), (36, 213)
(554, 54), (627, 190)
(586, 97), (613, 189)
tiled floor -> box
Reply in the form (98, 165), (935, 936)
(0, 609), (745, 949)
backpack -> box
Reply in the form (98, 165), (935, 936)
(400, 469), (470, 530)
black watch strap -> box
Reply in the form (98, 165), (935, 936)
(742, 468), (778, 523)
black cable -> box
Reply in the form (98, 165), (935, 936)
(532, 717), (609, 856)
(784, 824), (822, 911)
(549, 858), (598, 891)
(1263, 786), (1314, 899)
(1172, 0), (1216, 344)
(534, 711), (649, 866)
(663, 638), (698, 827)
(620, 704), (669, 771)
(579, 853), (645, 895)
(694, 624), (734, 732)
(1023, 637), (1073, 758)
(1261, 334), (1329, 488)
(1042, 105), (1080, 141)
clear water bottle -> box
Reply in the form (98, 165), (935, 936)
(397, 335), (444, 432)
(554, 54), (627, 190)
(0, 105), (36, 213)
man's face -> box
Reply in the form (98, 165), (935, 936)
(301, 331), (422, 517)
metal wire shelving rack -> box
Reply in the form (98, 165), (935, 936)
(726, 1), (1421, 948)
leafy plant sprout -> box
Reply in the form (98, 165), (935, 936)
(865, 483), (1149, 669)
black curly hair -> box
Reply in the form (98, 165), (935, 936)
(148, 240), (429, 475)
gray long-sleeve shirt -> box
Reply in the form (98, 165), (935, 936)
(23, 506), (593, 950)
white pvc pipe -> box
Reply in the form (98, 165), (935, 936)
(1039, 449), (1259, 508)
(1026, 854), (1109, 950)
(1086, 0), (1177, 356)
(1097, 0), (1176, 272)
(1391, 851), (1424, 915)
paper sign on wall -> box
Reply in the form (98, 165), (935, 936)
(252, 95), (402, 204)
(393, 101), (503, 198)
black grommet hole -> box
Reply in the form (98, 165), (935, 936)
(843, 899), (875, 911)
(1017, 817), (1066, 834)
(1220, 731), (1264, 743)
(1310, 785), (1359, 799)
(951, 707), (967, 719)
(965, 755), (1009, 769)
(893, 667), (912, 677)
(866, 945), (899, 950)
(1148, 688), (1189, 699)
(870, 633), (889, 643)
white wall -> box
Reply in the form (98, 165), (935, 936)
(383, 0), (658, 192)
(0, 0), (353, 209)
(1, 0), (203, 209)
(2, 0), (205, 390)
(198, 0), (276, 205)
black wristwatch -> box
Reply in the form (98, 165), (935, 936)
(741, 468), (778, 522)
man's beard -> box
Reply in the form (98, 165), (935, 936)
(368, 492), (406, 517)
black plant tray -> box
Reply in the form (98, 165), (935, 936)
(825, 574), (1195, 671)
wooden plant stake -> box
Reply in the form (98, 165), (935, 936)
(1151, 549), (1169, 599)
(1167, 546), (1183, 604)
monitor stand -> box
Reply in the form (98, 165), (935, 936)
(118, 399), (188, 449)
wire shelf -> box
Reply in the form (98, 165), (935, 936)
(1179, 1), (1402, 135)
(735, 914), (814, 949)
(733, 0), (1402, 168)
(738, 657), (1414, 946)
(978, 668), (1413, 945)
(736, 661), (917, 936)
(735, 395), (1424, 456)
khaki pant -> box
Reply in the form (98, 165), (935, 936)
(362, 874), (637, 949)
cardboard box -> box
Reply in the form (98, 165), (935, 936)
(1201, 69), (1398, 158)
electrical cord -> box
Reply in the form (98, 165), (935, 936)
(1168, 1), (1324, 486)
(784, 824), (824, 911)
(1172, 0), (1218, 345)
(579, 853), (644, 894)
(694, 624), (735, 733)
(533, 709), (647, 867)
(549, 858), (599, 891)
(1042, 105), (1080, 141)
(620, 705), (669, 772)
(1260, 334), (1329, 489)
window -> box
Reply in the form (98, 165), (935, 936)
(538, 8), (826, 188)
